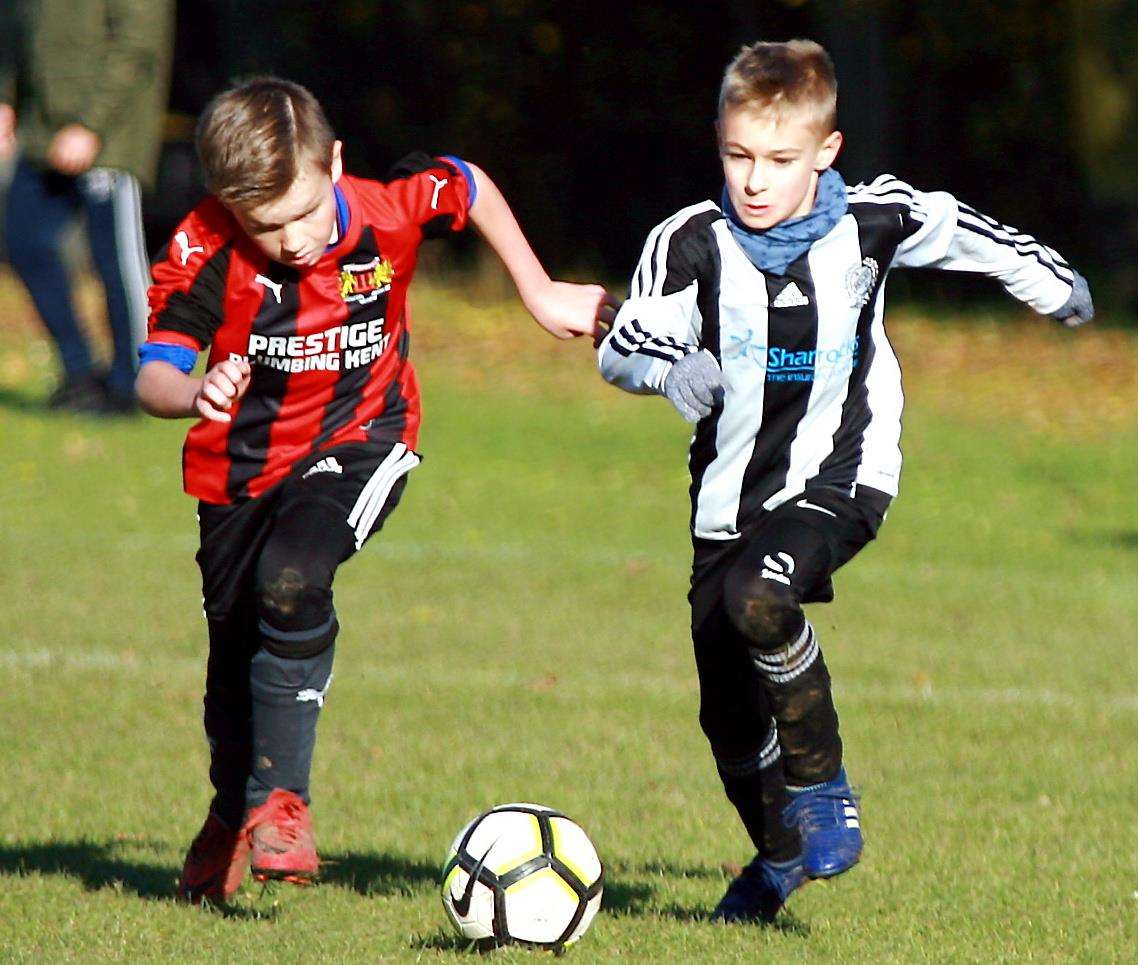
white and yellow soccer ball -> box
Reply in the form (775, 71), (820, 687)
(441, 803), (604, 948)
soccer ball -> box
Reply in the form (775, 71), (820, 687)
(441, 802), (604, 948)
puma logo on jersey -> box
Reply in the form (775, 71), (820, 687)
(255, 274), (283, 304)
(302, 456), (343, 479)
(760, 552), (795, 585)
(297, 673), (333, 708)
(428, 174), (448, 209)
(174, 231), (204, 266)
(772, 282), (809, 309)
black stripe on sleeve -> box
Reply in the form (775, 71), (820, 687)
(956, 205), (1073, 283)
(153, 245), (232, 346)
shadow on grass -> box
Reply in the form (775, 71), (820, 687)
(601, 877), (654, 914)
(0, 839), (173, 899)
(319, 850), (440, 897)
(0, 386), (47, 413)
(618, 860), (726, 880)
(1069, 529), (1138, 551)
(412, 931), (488, 954)
(0, 841), (441, 917)
(600, 866), (809, 936)
(0, 839), (275, 919)
(653, 902), (810, 936)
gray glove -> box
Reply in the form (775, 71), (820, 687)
(664, 349), (726, 423)
(1050, 271), (1094, 328)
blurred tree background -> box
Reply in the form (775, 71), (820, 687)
(150, 0), (1136, 309)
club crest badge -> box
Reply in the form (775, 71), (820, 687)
(340, 256), (395, 305)
(845, 257), (879, 309)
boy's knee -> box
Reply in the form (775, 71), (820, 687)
(254, 557), (336, 658)
(722, 564), (803, 651)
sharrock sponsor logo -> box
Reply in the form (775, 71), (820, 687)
(726, 329), (860, 383)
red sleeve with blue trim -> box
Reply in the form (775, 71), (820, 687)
(146, 197), (236, 353)
(384, 152), (475, 239)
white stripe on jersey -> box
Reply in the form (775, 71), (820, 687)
(762, 214), (862, 511)
(855, 285), (904, 494)
(692, 220), (768, 540)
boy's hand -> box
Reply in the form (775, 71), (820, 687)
(194, 358), (251, 423)
(524, 280), (620, 340)
(47, 123), (101, 176)
(1050, 272), (1094, 328)
(664, 350), (726, 422)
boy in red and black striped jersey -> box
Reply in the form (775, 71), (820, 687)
(137, 77), (616, 904)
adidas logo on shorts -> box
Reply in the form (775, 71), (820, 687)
(772, 282), (809, 309)
(302, 456), (344, 479)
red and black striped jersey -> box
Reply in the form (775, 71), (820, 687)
(146, 154), (472, 504)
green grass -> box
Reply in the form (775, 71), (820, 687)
(1, 271), (1137, 961)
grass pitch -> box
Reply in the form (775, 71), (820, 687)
(1, 270), (1136, 961)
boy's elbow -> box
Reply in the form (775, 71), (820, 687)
(134, 366), (161, 416)
(135, 361), (187, 418)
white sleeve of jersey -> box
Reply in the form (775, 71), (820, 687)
(597, 283), (701, 395)
(891, 181), (1076, 315)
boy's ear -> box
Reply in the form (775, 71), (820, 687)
(330, 140), (343, 184)
(815, 130), (843, 172)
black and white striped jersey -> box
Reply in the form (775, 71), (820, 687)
(598, 174), (1076, 542)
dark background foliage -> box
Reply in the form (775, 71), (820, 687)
(155, 0), (1137, 307)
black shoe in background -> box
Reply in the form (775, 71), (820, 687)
(47, 373), (107, 413)
(100, 387), (139, 415)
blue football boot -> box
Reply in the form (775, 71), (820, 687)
(783, 766), (863, 879)
(710, 855), (806, 924)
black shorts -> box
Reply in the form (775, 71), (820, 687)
(196, 441), (420, 621)
(690, 483), (892, 632)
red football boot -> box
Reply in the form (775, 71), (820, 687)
(176, 812), (250, 904)
(243, 789), (319, 884)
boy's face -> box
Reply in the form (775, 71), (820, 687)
(719, 107), (842, 231)
(229, 141), (343, 268)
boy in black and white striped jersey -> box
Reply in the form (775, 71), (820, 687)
(598, 39), (1093, 924)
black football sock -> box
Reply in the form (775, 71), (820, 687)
(750, 621), (843, 788)
(203, 612), (258, 829)
(245, 634), (335, 811)
(715, 720), (801, 862)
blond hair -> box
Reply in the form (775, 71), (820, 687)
(196, 76), (336, 208)
(719, 40), (837, 134)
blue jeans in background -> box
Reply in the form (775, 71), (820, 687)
(5, 157), (149, 404)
